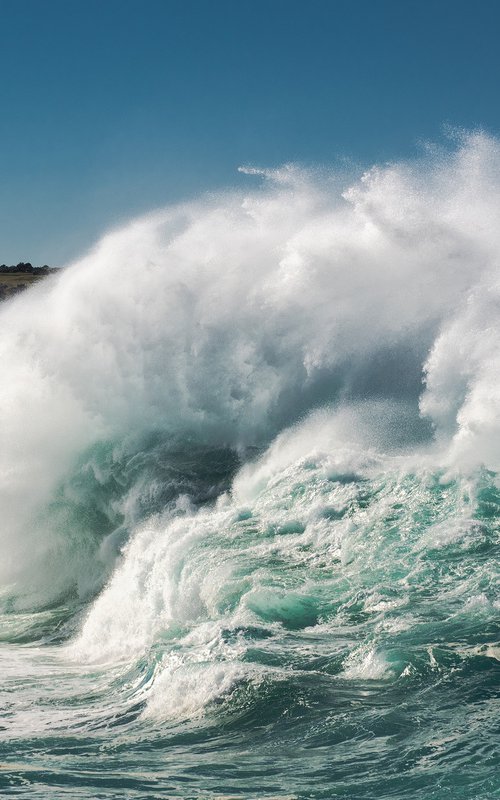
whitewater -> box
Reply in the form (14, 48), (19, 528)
(0, 132), (498, 799)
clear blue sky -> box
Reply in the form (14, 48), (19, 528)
(1, 0), (499, 265)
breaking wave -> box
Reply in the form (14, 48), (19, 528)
(0, 131), (499, 799)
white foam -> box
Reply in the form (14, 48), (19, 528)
(342, 645), (392, 680)
(142, 658), (249, 721)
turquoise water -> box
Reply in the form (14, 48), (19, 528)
(1, 134), (500, 797)
(1, 445), (498, 798)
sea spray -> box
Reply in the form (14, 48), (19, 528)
(1, 131), (499, 606)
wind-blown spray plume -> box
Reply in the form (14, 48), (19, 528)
(1, 132), (500, 607)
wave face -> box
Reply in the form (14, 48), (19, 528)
(0, 133), (499, 799)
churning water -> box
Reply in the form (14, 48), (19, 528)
(0, 133), (499, 798)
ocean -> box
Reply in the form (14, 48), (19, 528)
(0, 132), (498, 799)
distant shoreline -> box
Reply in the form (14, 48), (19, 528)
(0, 264), (58, 301)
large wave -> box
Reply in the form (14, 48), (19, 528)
(1, 130), (500, 610)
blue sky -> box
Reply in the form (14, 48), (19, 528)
(1, 0), (499, 265)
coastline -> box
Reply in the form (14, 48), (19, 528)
(0, 266), (57, 301)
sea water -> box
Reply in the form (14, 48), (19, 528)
(0, 132), (498, 798)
